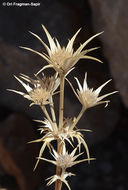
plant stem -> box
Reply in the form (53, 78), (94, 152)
(55, 140), (63, 190)
(55, 74), (65, 190)
(59, 74), (65, 130)
(69, 107), (86, 132)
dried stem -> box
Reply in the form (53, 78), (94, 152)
(55, 139), (63, 190)
(55, 74), (65, 190)
(59, 74), (65, 130)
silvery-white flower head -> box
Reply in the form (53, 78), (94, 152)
(71, 72), (118, 110)
(20, 25), (103, 75)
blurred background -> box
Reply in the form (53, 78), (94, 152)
(0, 0), (128, 190)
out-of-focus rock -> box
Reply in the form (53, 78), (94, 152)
(0, 113), (43, 190)
(0, 140), (25, 190)
(0, 40), (48, 118)
(89, 0), (128, 107)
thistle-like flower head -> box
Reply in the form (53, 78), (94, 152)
(40, 143), (94, 169)
(32, 117), (91, 169)
(42, 144), (94, 190)
(36, 72), (60, 93)
(71, 72), (118, 110)
(58, 118), (91, 160)
(8, 73), (59, 106)
(20, 25), (103, 75)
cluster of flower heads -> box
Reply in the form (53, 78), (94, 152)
(9, 25), (117, 190)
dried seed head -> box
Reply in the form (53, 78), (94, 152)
(21, 25), (103, 75)
(34, 117), (91, 163)
(37, 73), (60, 93)
(72, 72), (118, 109)
(29, 86), (50, 106)
(56, 153), (73, 168)
(40, 144), (95, 170)
(50, 48), (72, 70)
(8, 73), (59, 106)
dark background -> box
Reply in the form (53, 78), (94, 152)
(0, 0), (128, 190)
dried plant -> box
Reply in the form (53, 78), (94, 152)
(9, 25), (117, 190)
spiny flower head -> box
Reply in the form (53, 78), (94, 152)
(20, 25), (103, 75)
(39, 144), (94, 169)
(36, 72), (60, 93)
(71, 72), (117, 110)
(58, 118), (91, 160)
(43, 144), (94, 190)
(46, 172), (75, 190)
(8, 73), (59, 106)
(32, 117), (91, 168)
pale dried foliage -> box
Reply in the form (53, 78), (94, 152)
(9, 25), (117, 190)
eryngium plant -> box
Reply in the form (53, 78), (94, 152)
(9, 25), (117, 190)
